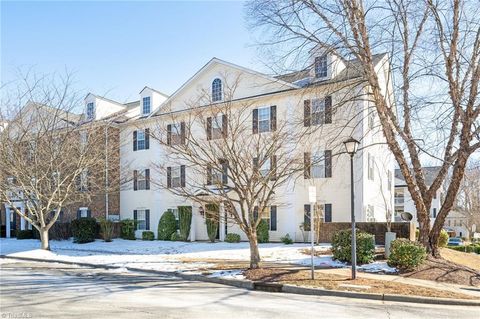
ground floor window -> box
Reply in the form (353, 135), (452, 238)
(134, 209), (150, 231)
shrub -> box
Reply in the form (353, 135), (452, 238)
(98, 218), (114, 242)
(178, 206), (192, 241)
(280, 233), (294, 245)
(205, 203), (219, 243)
(256, 219), (269, 243)
(142, 231), (155, 241)
(332, 229), (375, 264)
(388, 239), (427, 271)
(170, 232), (182, 241)
(158, 211), (177, 240)
(71, 217), (97, 244)
(16, 230), (34, 240)
(49, 223), (72, 240)
(225, 233), (241, 243)
(120, 219), (136, 240)
(447, 244), (480, 254)
(438, 229), (449, 248)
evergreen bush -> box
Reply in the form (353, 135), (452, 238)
(16, 230), (34, 240)
(331, 229), (375, 264)
(438, 229), (449, 248)
(256, 219), (269, 243)
(170, 232), (182, 241)
(280, 233), (294, 245)
(142, 231), (155, 241)
(71, 217), (97, 244)
(120, 219), (136, 240)
(205, 203), (219, 243)
(388, 238), (426, 271)
(178, 206), (192, 241)
(225, 233), (241, 243)
(158, 211), (177, 240)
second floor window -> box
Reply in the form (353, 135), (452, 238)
(167, 165), (185, 188)
(133, 129), (150, 151)
(212, 78), (222, 102)
(253, 106), (276, 134)
(314, 55), (328, 78)
(142, 97), (151, 115)
(86, 102), (95, 120)
(207, 159), (228, 185)
(133, 169), (150, 191)
(304, 96), (332, 126)
(253, 155), (277, 180)
(78, 169), (89, 192)
(167, 122), (185, 145)
(304, 150), (332, 179)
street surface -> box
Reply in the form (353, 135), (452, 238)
(0, 260), (478, 319)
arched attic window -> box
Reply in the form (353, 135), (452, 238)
(212, 78), (223, 102)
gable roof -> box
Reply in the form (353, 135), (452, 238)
(139, 86), (169, 97)
(395, 167), (442, 187)
(150, 57), (300, 117)
(84, 93), (127, 109)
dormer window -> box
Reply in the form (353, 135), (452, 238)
(86, 102), (95, 120)
(314, 55), (328, 78)
(212, 78), (223, 102)
(142, 97), (151, 115)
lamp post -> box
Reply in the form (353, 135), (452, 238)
(343, 137), (360, 280)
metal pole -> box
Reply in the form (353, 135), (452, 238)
(350, 154), (357, 280)
(311, 203), (315, 280)
(105, 125), (109, 220)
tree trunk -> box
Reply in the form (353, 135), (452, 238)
(39, 228), (50, 250)
(247, 231), (261, 269)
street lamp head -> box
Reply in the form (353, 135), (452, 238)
(343, 137), (360, 155)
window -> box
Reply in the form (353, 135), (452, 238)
(208, 160), (228, 185)
(212, 78), (223, 102)
(260, 157), (271, 177)
(134, 169), (149, 190)
(212, 115), (223, 139)
(86, 102), (95, 120)
(314, 55), (328, 78)
(79, 169), (88, 192)
(79, 207), (89, 218)
(258, 107), (271, 133)
(80, 131), (88, 150)
(432, 208), (437, 218)
(136, 210), (146, 230)
(255, 206), (277, 231)
(171, 167), (181, 188)
(312, 152), (326, 178)
(311, 99), (325, 125)
(368, 153), (375, 181)
(168, 123), (184, 145)
(133, 129), (149, 151)
(304, 151), (331, 179)
(142, 97), (151, 115)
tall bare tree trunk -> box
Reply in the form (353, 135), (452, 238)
(246, 230), (261, 269)
(39, 228), (50, 250)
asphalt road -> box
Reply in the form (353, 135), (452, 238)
(0, 260), (478, 319)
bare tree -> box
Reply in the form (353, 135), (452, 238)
(247, 0), (480, 256)
(0, 72), (119, 250)
(457, 162), (480, 238)
(148, 78), (312, 269)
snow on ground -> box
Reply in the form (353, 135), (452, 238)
(358, 262), (397, 274)
(0, 238), (395, 276)
(207, 269), (245, 280)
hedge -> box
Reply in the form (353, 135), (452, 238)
(225, 233), (241, 243)
(388, 239), (426, 271)
(332, 229), (375, 264)
(120, 219), (136, 240)
(447, 244), (480, 254)
(71, 218), (97, 244)
(16, 230), (34, 240)
(142, 231), (155, 241)
(158, 211), (177, 240)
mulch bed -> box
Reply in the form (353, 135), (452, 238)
(244, 268), (477, 299)
(401, 256), (480, 287)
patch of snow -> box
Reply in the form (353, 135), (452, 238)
(359, 261), (397, 274)
(207, 269), (245, 280)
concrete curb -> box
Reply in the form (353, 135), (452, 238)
(1, 255), (478, 306)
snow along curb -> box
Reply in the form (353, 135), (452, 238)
(2, 255), (479, 306)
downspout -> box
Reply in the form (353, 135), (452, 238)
(105, 125), (109, 220)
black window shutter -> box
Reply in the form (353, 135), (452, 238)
(325, 96), (332, 124)
(253, 157), (259, 170)
(206, 117), (212, 140)
(252, 109), (258, 134)
(77, 209), (81, 219)
(304, 204), (311, 231)
(206, 164), (212, 185)
(167, 124), (172, 145)
(325, 204), (332, 222)
(304, 152), (311, 179)
(270, 205), (277, 231)
(133, 131), (137, 151)
(87, 209), (91, 218)
(167, 167), (172, 188)
(180, 165), (186, 187)
(222, 160), (228, 184)
(270, 105), (277, 131)
(146, 209), (150, 230)
(304, 100), (311, 127)
(325, 150), (332, 178)
(133, 170), (138, 191)
(133, 210), (138, 226)
(222, 114), (228, 137)
(180, 122), (186, 144)
(145, 169), (150, 190)
(253, 206), (259, 222)
(145, 128), (150, 149)
(433, 208), (437, 218)
(270, 155), (277, 181)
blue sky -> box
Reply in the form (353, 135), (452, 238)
(1, 1), (260, 102)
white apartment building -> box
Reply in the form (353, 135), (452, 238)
(85, 51), (394, 242)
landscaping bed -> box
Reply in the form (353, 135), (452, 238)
(244, 268), (477, 300)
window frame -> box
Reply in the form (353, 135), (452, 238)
(170, 123), (183, 145)
(311, 98), (326, 125)
(171, 167), (181, 188)
(86, 102), (95, 120)
(137, 169), (147, 190)
(212, 78), (223, 102)
(257, 106), (271, 133)
(311, 151), (326, 178)
(314, 55), (328, 78)
(136, 209), (147, 231)
(136, 130), (146, 150)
